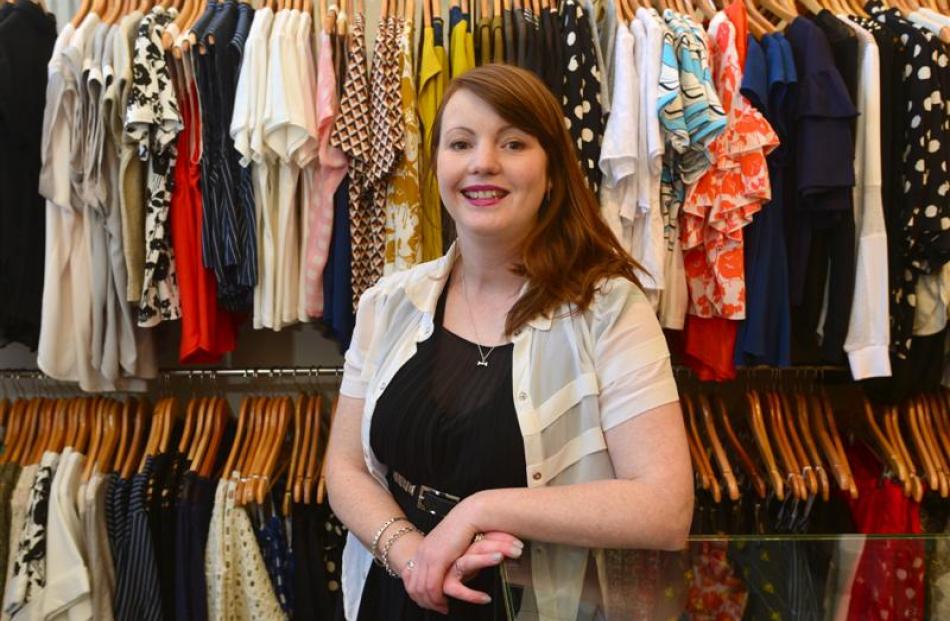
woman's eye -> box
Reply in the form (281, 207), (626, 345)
(448, 140), (470, 150)
(504, 140), (526, 151)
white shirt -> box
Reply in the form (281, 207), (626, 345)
(43, 450), (92, 621)
(839, 17), (891, 380)
(599, 24), (639, 252)
(339, 244), (678, 620)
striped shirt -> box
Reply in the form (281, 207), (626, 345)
(113, 457), (162, 621)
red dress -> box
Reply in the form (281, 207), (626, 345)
(170, 75), (238, 363)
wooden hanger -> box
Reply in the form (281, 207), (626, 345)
(123, 398), (146, 479)
(191, 397), (215, 478)
(316, 395), (337, 505)
(199, 399), (228, 478)
(98, 401), (120, 477)
(179, 396), (197, 462)
(794, 393), (830, 501)
(222, 396), (252, 479)
(235, 397), (264, 499)
(906, 398), (939, 493)
(809, 394), (851, 495)
(746, 391), (784, 500)
(917, 395), (949, 496)
(113, 399), (130, 474)
(821, 392), (858, 498)
(861, 397), (908, 491)
(714, 395), (767, 499)
(76, 398), (91, 455)
(681, 393), (713, 496)
(285, 394), (306, 514)
(82, 400), (104, 482)
(2, 400), (22, 464)
(239, 397), (271, 504)
(16, 399), (37, 465)
(256, 396), (291, 504)
(779, 393), (818, 497)
(697, 394), (740, 501)
(246, 396), (280, 505)
(306, 395), (324, 504)
(295, 395), (315, 503)
(683, 393), (722, 503)
(888, 404), (924, 501)
(0, 400), (19, 464)
(766, 392), (807, 500)
(929, 393), (950, 474)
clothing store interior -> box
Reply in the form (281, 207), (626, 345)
(0, 0), (949, 616)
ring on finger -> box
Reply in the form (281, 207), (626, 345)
(473, 532), (485, 543)
(405, 559), (415, 571)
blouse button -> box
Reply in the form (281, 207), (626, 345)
(532, 472), (542, 481)
(513, 329), (522, 337)
(379, 381), (388, 391)
(518, 392), (528, 401)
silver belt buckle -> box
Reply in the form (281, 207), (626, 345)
(416, 485), (461, 515)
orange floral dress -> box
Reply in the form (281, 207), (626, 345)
(679, 9), (778, 320)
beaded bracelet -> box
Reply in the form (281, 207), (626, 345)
(381, 525), (420, 578)
(371, 516), (409, 564)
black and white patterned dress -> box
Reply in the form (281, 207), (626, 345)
(125, 7), (183, 327)
(560, 0), (604, 194)
(3, 451), (59, 617)
(867, 0), (950, 359)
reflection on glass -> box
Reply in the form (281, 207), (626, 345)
(500, 535), (950, 620)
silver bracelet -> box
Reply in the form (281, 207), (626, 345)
(371, 517), (409, 563)
(381, 525), (419, 578)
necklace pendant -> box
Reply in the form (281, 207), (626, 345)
(476, 360), (489, 367)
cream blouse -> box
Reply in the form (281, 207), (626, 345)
(339, 243), (679, 620)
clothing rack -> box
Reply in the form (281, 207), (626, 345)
(0, 364), (848, 385)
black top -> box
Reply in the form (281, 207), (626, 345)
(359, 279), (526, 620)
(0, 0), (56, 350)
(866, 0), (950, 360)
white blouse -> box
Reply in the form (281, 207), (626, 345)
(339, 243), (679, 620)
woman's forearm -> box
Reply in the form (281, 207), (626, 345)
(327, 464), (420, 558)
(459, 478), (693, 551)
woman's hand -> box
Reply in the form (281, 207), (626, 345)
(402, 521), (524, 614)
(441, 532), (524, 605)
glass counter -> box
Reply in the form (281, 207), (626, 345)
(500, 534), (950, 620)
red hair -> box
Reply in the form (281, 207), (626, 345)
(428, 64), (645, 335)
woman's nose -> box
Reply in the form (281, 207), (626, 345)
(467, 143), (501, 175)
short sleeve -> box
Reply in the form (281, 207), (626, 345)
(339, 285), (381, 399)
(592, 280), (679, 431)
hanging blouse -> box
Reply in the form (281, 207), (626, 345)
(3, 451), (59, 618)
(416, 21), (445, 263)
(382, 16), (422, 277)
(681, 9), (777, 321)
(867, 0), (950, 359)
(303, 30), (349, 317)
(329, 11), (373, 310)
(560, 0), (604, 194)
(125, 7), (183, 327)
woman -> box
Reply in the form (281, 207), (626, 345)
(325, 64), (692, 620)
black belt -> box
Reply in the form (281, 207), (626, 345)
(390, 470), (461, 518)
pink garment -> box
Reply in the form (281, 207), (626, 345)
(680, 7), (778, 321)
(304, 32), (349, 318)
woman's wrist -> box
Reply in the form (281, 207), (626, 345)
(457, 489), (494, 534)
(389, 530), (424, 579)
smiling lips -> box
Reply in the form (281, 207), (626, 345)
(461, 185), (510, 207)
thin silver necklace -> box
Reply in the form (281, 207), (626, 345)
(460, 272), (498, 367)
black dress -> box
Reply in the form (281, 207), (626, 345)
(357, 280), (527, 620)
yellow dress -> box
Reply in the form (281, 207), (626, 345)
(384, 17), (423, 274)
(417, 25), (445, 262)
(450, 10), (475, 77)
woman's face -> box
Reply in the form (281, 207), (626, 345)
(436, 89), (549, 246)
